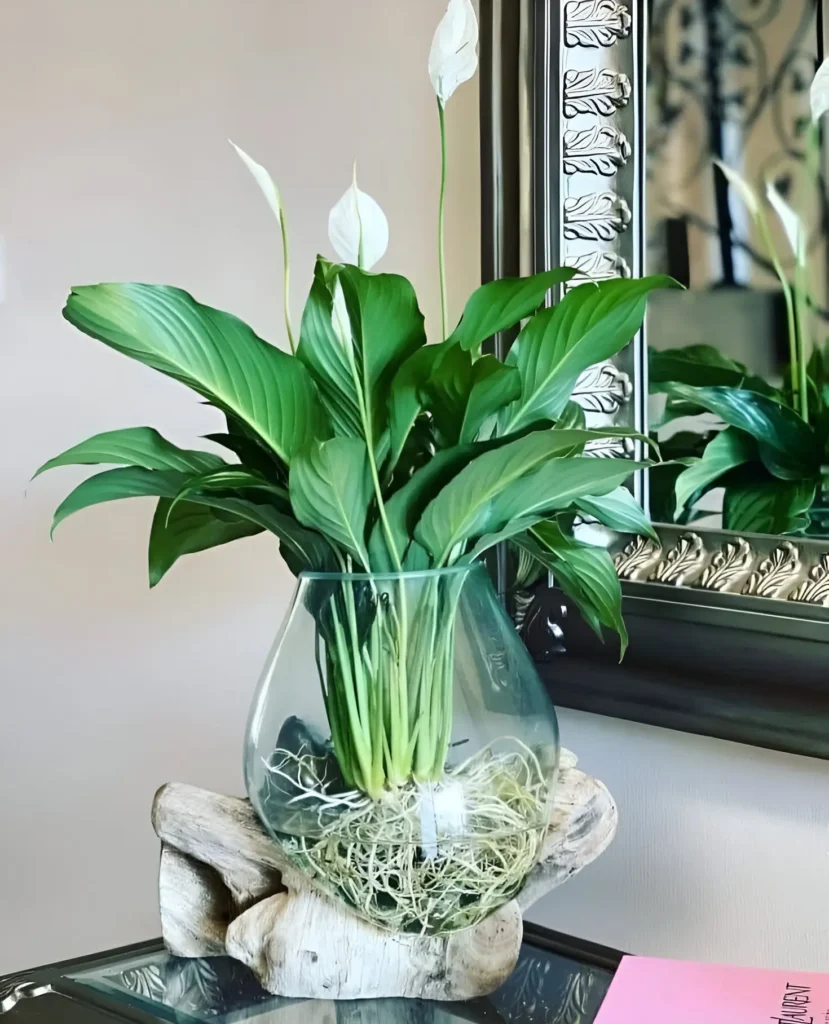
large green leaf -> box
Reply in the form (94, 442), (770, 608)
(724, 477), (815, 534)
(148, 499), (263, 587)
(673, 428), (758, 518)
(414, 428), (650, 563)
(35, 427), (222, 477)
(51, 466), (332, 571)
(338, 266), (427, 448)
(574, 486), (658, 541)
(63, 283), (326, 463)
(424, 348), (522, 445)
(501, 276), (680, 434)
(515, 521), (628, 656)
(448, 268), (579, 350)
(485, 456), (650, 531)
(289, 438), (373, 566)
(654, 383), (820, 481)
(387, 342), (448, 473)
(296, 260), (364, 438)
(649, 344), (777, 395)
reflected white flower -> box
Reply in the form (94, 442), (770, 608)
(811, 58), (829, 124)
(766, 180), (805, 259)
(328, 169), (389, 270)
(428, 0), (479, 107)
(713, 158), (760, 219)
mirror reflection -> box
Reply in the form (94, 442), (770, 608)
(645, 0), (829, 537)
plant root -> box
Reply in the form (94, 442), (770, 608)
(265, 741), (551, 935)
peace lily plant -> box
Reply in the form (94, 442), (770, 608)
(38, 0), (673, 934)
(652, 58), (829, 536)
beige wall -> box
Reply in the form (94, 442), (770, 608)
(0, 0), (479, 972)
(2, 0), (828, 980)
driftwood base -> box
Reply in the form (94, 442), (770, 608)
(151, 750), (616, 1001)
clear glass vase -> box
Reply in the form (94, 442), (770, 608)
(244, 564), (560, 936)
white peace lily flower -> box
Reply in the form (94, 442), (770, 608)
(331, 278), (354, 354)
(713, 158), (760, 219)
(328, 170), (389, 270)
(811, 58), (829, 123)
(766, 180), (806, 259)
(429, 0), (479, 107)
(229, 140), (283, 224)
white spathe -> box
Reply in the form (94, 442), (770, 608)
(331, 278), (353, 353)
(328, 173), (389, 270)
(766, 180), (805, 259)
(713, 158), (760, 219)
(811, 57), (829, 123)
(230, 141), (283, 225)
(428, 0), (479, 107)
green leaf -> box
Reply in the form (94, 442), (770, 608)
(203, 431), (285, 479)
(515, 521), (628, 657)
(402, 540), (432, 571)
(368, 443), (476, 571)
(387, 343), (448, 472)
(424, 348), (522, 445)
(555, 401), (587, 430)
(575, 486), (658, 541)
(448, 268), (579, 350)
(63, 283), (326, 463)
(166, 467), (289, 519)
(415, 428), (651, 564)
(338, 266), (427, 447)
(296, 259), (364, 438)
(52, 466), (332, 571)
(289, 438), (373, 566)
(673, 428), (757, 519)
(502, 276), (680, 433)
(459, 516), (546, 563)
(52, 467), (192, 535)
(148, 499), (263, 587)
(35, 427), (222, 478)
(724, 477), (816, 535)
(487, 456), (650, 530)
(649, 345), (777, 395)
(654, 383), (820, 481)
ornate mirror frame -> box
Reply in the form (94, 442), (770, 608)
(480, 0), (829, 759)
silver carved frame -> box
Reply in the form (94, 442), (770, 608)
(481, 0), (829, 636)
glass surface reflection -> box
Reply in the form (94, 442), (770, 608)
(71, 940), (613, 1024)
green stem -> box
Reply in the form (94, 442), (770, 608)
(279, 210), (296, 354)
(437, 99), (448, 341)
(757, 212), (799, 411)
(795, 259), (810, 424)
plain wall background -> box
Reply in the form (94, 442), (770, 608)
(0, 0), (479, 972)
(2, 0), (828, 977)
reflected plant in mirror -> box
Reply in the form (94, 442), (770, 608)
(646, 0), (829, 537)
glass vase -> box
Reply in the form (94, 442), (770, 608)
(244, 564), (560, 936)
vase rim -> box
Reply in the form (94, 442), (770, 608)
(298, 563), (488, 583)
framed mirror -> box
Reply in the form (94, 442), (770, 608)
(481, 0), (829, 758)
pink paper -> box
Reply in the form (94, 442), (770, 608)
(595, 955), (829, 1024)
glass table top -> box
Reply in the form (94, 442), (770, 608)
(1, 927), (619, 1023)
(67, 933), (614, 1024)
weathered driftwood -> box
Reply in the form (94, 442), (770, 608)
(151, 749), (616, 1001)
